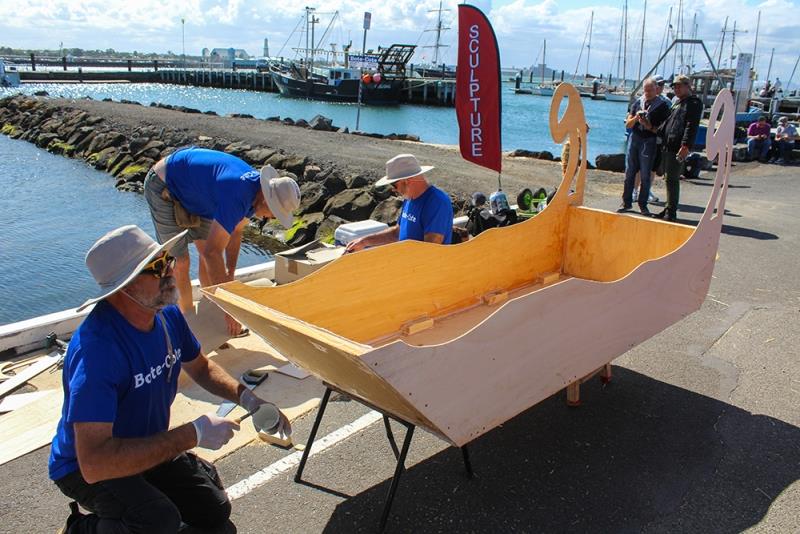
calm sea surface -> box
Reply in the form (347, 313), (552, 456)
(2, 83), (629, 160)
(0, 82), (629, 325)
(0, 135), (269, 325)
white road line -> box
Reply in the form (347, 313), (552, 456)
(226, 410), (383, 501)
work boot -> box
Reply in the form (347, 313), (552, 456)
(616, 203), (632, 213)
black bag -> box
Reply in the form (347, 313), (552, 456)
(466, 206), (517, 237)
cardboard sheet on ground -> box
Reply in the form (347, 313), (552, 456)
(171, 335), (322, 462)
(184, 296), (232, 352)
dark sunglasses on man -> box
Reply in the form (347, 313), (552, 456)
(140, 252), (176, 278)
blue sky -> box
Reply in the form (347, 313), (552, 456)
(1, 1), (798, 89)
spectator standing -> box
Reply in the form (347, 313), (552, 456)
(653, 75), (703, 222)
(618, 78), (670, 216)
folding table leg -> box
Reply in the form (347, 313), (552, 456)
(461, 446), (474, 478)
(379, 424), (415, 532)
(295, 387), (332, 482)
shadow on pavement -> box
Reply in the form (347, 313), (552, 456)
(318, 368), (799, 533)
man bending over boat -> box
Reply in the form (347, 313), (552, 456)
(145, 147), (300, 335)
(345, 154), (453, 253)
(49, 225), (288, 533)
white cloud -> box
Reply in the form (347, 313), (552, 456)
(1, 0), (798, 86)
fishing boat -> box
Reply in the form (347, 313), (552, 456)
(203, 84), (735, 448)
(270, 44), (415, 104)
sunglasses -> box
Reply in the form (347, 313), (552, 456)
(140, 252), (176, 278)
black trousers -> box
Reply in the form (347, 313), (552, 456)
(54, 452), (231, 533)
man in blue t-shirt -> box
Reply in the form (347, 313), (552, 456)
(145, 147), (301, 334)
(344, 154), (453, 253)
(50, 225), (289, 533)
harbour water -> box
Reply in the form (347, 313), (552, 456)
(2, 83), (629, 161)
(0, 135), (269, 325)
(0, 82), (630, 325)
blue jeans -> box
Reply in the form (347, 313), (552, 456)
(747, 138), (771, 160)
(776, 139), (796, 161)
(623, 134), (656, 209)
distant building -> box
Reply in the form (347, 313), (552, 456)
(206, 47), (251, 67)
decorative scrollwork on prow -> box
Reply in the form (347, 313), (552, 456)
(549, 83), (588, 206)
(703, 89), (735, 223)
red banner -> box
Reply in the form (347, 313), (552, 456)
(456, 4), (502, 173)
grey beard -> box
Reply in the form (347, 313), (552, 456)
(124, 277), (179, 310)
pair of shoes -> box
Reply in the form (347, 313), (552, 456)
(652, 209), (667, 219)
(233, 327), (250, 338)
(58, 502), (84, 534)
(775, 158), (786, 165)
(616, 203), (632, 213)
(666, 212), (677, 222)
(640, 206), (652, 216)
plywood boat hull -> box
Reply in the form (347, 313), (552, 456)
(204, 85), (735, 447)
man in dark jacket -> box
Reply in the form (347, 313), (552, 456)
(655, 74), (703, 222)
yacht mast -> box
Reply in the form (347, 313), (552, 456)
(622, 0), (628, 88)
(585, 11), (594, 78)
(424, 0), (450, 66)
(637, 0), (646, 83)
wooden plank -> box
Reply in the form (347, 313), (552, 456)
(0, 389), (62, 466)
(0, 353), (60, 399)
(401, 317), (434, 336)
(481, 291), (508, 306)
(0, 390), (51, 413)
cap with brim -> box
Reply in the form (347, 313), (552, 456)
(77, 227), (187, 312)
(375, 154), (434, 187)
(671, 75), (691, 87)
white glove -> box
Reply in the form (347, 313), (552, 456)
(239, 388), (268, 413)
(191, 413), (239, 450)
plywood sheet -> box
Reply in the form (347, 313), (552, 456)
(0, 390), (51, 413)
(0, 389), (62, 466)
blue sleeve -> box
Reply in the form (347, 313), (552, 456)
(213, 180), (251, 234)
(65, 341), (126, 424)
(421, 193), (453, 238)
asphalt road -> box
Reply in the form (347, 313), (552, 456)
(2, 161), (798, 534)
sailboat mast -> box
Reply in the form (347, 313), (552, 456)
(717, 17), (728, 71)
(541, 40), (546, 83)
(622, 0), (628, 88)
(434, 0), (443, 64)
(638, 0), (646, 83)
(766, 47), (774, 81)
(586, 11), (594, 78)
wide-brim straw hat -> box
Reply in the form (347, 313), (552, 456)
(260, 164), (301, 229)
(77, 225), (187, 312)
(375, 154), (434, 187)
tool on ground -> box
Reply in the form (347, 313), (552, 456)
(215, 370), (269, 417)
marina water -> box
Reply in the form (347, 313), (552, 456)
(3, 83), (629, 161)
(0, 135), (269, 325)
(1, 83), (630, 324)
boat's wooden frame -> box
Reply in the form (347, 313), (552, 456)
(204, 84), (735, 448)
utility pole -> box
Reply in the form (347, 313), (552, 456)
(355, 12), (371, 131)
(181, 18), (185, 68)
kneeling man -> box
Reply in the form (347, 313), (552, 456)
(50, 225), (285, 533)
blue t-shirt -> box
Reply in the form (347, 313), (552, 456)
(165, 147), (260, 234)
(48, 302), (200, 481)
(398, 185), (453, 244)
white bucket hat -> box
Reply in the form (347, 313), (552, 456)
(260, 164), (301, 229)
(77, 225), (187, 311)
(375, 154), (434, 187)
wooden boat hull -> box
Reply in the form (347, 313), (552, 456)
(204, 85), (735, 447)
